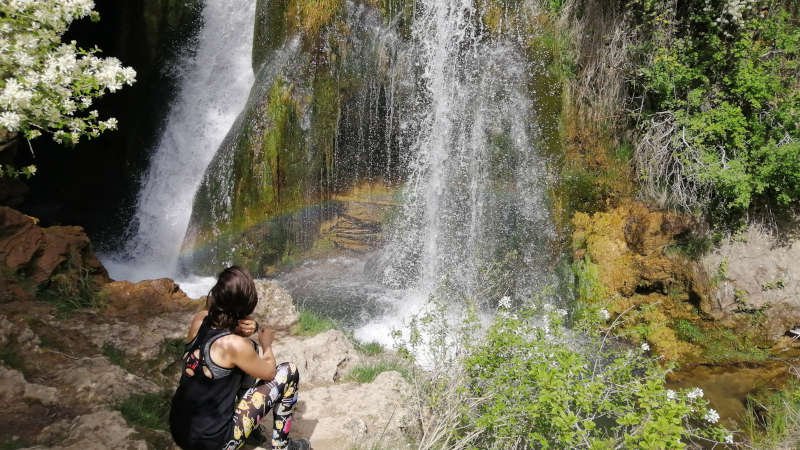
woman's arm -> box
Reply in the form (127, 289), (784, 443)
(228, 327), (277, 381)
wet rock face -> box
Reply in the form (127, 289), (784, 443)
(183, 1), (402, 276)
(572, 201), (696, 298)
(0, 207), (109, 302)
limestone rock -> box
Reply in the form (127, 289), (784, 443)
(54, 356), (159, 408)
(293, 371), (412, 450)
(572, 202), (695, 298)
(29, 410), (147, 450)
(100, 278), (196, 319)
(253, 280), (299, 330)
(0, 366), (58, 405)
(273, 330), (360, 386)
(0, 206), (109, 301)
(703, 226), (800, 339)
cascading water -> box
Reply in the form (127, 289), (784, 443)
(102, 0), (256, 284)
(264, 0), (555, 344)
(352, 0), (555, 343)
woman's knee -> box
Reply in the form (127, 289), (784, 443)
(276, 361), (299, 385)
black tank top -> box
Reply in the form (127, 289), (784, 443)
(170, 316), (243, 450)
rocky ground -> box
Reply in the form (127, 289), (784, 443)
(0, 278), (413, 450)
(0, 207), (414, 450)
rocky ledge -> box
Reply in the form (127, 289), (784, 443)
(0, 207), (412, 450)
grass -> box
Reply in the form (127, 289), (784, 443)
(744, 379), (800, 448)
(355, 340), (384, 356)
(117, 391), (172, 431)
(292, 310), (336, 336)
(102, 342), (127, 367)
(346, 361), (410, 383)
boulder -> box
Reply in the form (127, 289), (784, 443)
(0, 366), (59, 406)
(29, 410), (148, 450)
(292, 371), (412, 450)
(702, 226), (800, 340)
(0, 206), (109, 301)
(54, 356), (160, 408)
(273, 330), (360, 386)
(253, 279), (299, 330)
(100, 278), (196, 319)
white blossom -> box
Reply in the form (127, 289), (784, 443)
(666, 389), (677, 400)
(641, 342), (650, 352)
(687, 387), (704, 399)
(0, 79), (34, 109)
(599, 309), (610, 320)
(0, 0), (134, 145)
(724, 434), (734, 444)
(704, 408), (720, 423)
(498, 296), (511, 309)
(0, 111), (21, 131)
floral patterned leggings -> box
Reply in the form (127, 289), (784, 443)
(223, 362), (300, 450)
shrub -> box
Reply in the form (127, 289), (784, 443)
(631, 1), (800, 221)
(400, 299), (732, 449)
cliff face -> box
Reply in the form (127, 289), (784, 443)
(15, 0), (203, 244)
(182, 0), (403, 275)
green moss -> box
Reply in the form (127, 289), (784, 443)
(0, 346), (24, 371)
(673, 319), (771, 364)
(102, 343), (127, 368)
(0, 438), (28, 450)
(292, 310), (337, 336)
(253, 0), (290, 70)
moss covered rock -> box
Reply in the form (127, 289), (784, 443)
(183, 1), (401, 275)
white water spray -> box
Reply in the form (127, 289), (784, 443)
(103, 0), (256, 282)
(354, 0), (553, 345)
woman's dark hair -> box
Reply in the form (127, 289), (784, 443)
(206, 266), (258, 329)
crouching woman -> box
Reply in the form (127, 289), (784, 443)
(169, 266), (308, 450)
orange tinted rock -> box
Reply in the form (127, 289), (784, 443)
(100, 278), (196, 319)
(0, 207), (109, 301)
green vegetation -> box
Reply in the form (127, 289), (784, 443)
(101, 342), (127, 367)
(354, 340), (384, 356)
(292, 309), (337, 336)
(674, 319), (770, 364)
(117, 391), (172, 431)
(630, 0), (800, 222)
(744, 380), (800, 449)
(346, 360), (409, 383)
(0, 438), (28, 450)
(37, 266), (105, 314)
(402, 301), (732, 448)
(0, 346), (24, 371)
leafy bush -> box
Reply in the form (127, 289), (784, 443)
(631, 1), (800, 221)
(399, 298), (732, 448)
(460, 306), (731, 448)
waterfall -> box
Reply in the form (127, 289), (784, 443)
(102, 0), (256, 282)
(354, 0), (555, 342)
